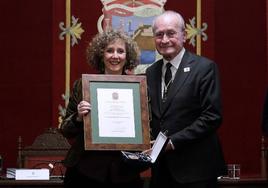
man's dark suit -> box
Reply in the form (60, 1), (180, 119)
(146, 50), (226, 184)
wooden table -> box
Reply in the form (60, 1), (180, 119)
(218, 176), (268, 188)
(0, 176), (267, 188)
(0, 178), (63, 188)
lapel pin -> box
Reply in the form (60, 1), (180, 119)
(184, 67), (190, 72)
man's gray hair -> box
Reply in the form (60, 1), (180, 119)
(152, 10), (185, 33)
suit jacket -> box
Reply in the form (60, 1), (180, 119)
(146, 50), (226, 183)
(60, 79), (141, 183)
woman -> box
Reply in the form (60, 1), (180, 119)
(60, 30), (142, 187)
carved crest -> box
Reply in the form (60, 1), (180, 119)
(98, 0), (167, 73)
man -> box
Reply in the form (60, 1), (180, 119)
(146, 10), (226, 188)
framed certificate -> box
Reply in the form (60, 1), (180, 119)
(82, 74), (150, 151)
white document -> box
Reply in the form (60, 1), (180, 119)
(97, 88), (135, 138)
(6, 168), (49, 180)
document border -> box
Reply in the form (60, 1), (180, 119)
(82, 74), (150, 151)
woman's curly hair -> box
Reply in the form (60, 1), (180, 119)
(86, 29), (140, 73)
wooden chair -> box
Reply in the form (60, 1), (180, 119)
(17, 128), (70, 177)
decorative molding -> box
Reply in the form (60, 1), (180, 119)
(57, 0), (85, 125)
(185, 0), (207, 55)
(185, 17), (208, 48)
(59, 16), (84, 46)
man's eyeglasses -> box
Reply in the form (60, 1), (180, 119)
(154, 30), (178, 39)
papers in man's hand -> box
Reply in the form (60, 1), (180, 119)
(6, 168), (49, 180)
(121, 131), (169, 164)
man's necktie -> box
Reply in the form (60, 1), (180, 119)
(165, 62), (172, 90)
(163, 62), (172, 102)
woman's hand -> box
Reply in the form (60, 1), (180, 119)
(76, 100), (91, 122)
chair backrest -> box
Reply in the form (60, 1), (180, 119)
(17, 128), (70, 177)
